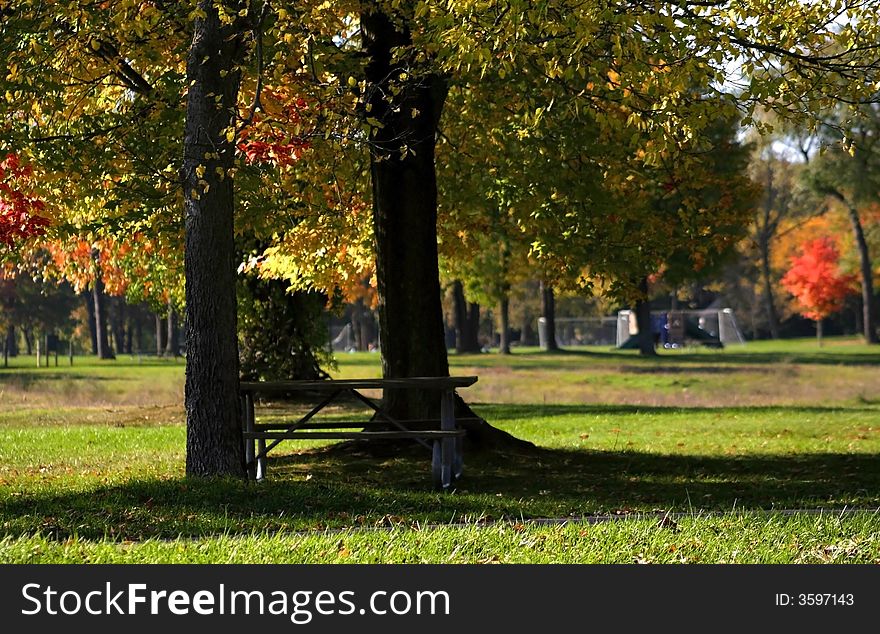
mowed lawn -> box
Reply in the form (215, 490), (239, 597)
(2, 337), (880, 563)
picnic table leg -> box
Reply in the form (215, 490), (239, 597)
(256, 436), (267, 481)
(433, 388), (456, 490)
(244, 392), (256, 480)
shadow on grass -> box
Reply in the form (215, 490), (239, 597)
(3, 445), (879, 541)
(469, 403), (880, 421)
(447, 348), (880, 368)
(0, 372), (120, 387)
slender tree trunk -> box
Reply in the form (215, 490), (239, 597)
(134, 314), (142, 354)
(166, 303), (180, 357)
(842, 200), (877, 343)
(23, 326), (32, 355)
(156, 312), (166, 357)
(452, 281), (482, 353)
(452, 280), (468, 354)
(92, 251), (115, 360)
(635, 276), (657, 356)
(759, 239), (780, 340)
(817, 318), (823, 347)
(125, 313), (134, 354)
(540, 280), (559, 351)
(498, 293), (511, 355)
(361, 8), (529, 450)
(520, 310), (536, 346)
(182, 2), (246, 477)
(5, 325), (17, 357)
(83, 291), (98, 355)
(466, 303), (481, 352)
(112, 297), (126, 355)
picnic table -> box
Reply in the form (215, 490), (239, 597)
(239, 376), (478, 490)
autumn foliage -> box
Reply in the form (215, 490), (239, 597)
(0, 153), (49, 249)
(781, 237), (856, 322)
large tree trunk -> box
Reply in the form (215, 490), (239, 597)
(182, 2), (247, 477)
(362, 8), (529, 450)
(92, 249), (115, 360)
(540, 280), (559, 351)
(83, 291), (98, 355)
(635, 276), (656, 356)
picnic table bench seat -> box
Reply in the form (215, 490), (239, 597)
(239, 376), (477, 490)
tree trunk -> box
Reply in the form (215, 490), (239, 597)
(112, 297), (126, 355)
(843, 201), (877, 343)
(453, 282), (482, 354)
(498, 293), (511, 354)
(635, 276), (656, 356)
(759, 240), (780, 340)
(540, 280), (559, 351)
(5, 324), (17, 357)
(83, 291), (98, 355)
(125, 313), (134, 354)
(23, 326), (32, 355)
(452, 280), (468, 354)
(520, 309), (536, 346)
(361, 8), (529, 450)
(182, 2), (247, 477)
(92, 250), (115, 360)
(466, 303), (481, 352)
(166, 302), (180, 357)
(817, 318), (823, 347)
(156, 311), (166, 357)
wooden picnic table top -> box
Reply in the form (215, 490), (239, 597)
(239, 376), (478, 393)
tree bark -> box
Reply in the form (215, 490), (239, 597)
(817, 318), (823, 347)
(83, 291), (98, 355)
(361, 8), (529, 450)
(498, 293), (511, 354)
(540, 280), (559, 351)
(635, 276), (657, 356)
(92, 249), (115, 360)
(182, 2), (247, 477)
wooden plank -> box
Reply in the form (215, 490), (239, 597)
(252, 417), (484, 431)
(245, 430), (467, 439)
(240, 376), (478, 393)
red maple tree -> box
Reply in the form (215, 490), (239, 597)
(0, 153), (49, 249)
(781, 236), (856, 344)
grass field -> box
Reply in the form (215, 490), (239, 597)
(2, 337), (879, 563)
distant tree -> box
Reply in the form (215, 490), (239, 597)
(781, 237), (856, 345)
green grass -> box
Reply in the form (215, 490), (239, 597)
(2, 336), (880, 562)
